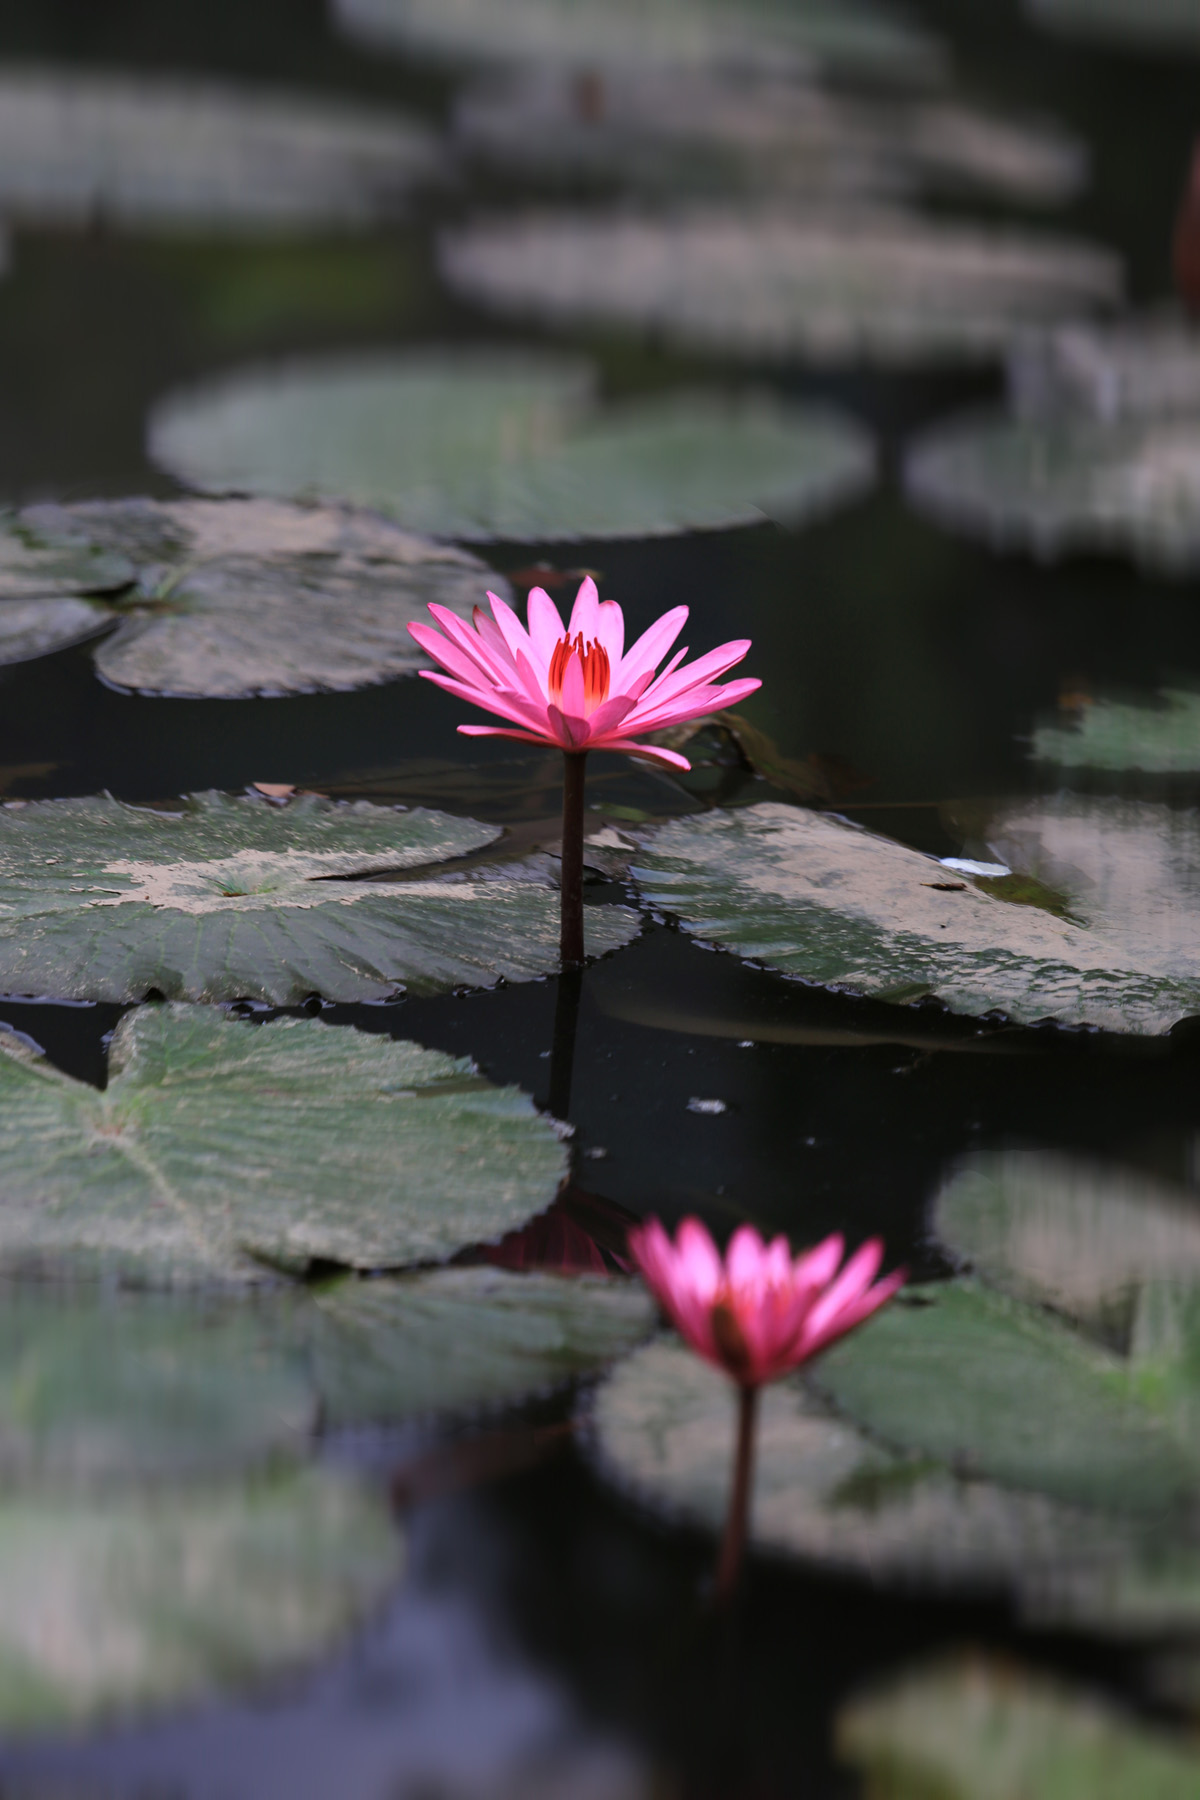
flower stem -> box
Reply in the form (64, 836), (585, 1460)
(714, 1383), (759, 1606)
(547, 964), (582, 1119)
(559, 749), (588, 969)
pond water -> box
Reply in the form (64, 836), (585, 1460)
(0, 1), (1197, 1795)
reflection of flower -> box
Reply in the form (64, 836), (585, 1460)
(408, 576), (759, 770)
(629, 1216), (903, 1386)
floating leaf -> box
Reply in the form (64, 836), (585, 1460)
(454, 71), (1085, 208)
(0, 1286), (311, 1485)
(837, 1655), (1200, 1800)
(629, 799), (1200, 1035)
(0, 68), (441, 233)
(0, 789), (637, 1003)
(1026, 0), (1200, 52)
(0, 1006), (570, 1285)
(332, 0), (946, 83)
(1, 498), (500, 696)
(932, 1151), (1200, 1330)
(1033, 688), (1200, 773)
(148, 349), (875, 542)
(0, 1468), (401, 1732)
(439, 210), (1120, 368)
(815, 1281), (1197, 1515)
(310, 1266), (656, 1426)
(1009, 320), (1200, 425)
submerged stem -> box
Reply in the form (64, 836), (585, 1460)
(559, 749), (588, 969)
(714, 1383), (759, 1606)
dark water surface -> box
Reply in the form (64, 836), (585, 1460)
(0, 2), (1196, 1795)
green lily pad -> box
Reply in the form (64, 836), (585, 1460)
(1033, 688), (1200, 774)
(837, 1655), (1200, 1800)
(0, 1286), (310, 1485)
(1026, 0), (1200, 52)
(147, 349), (875, 541)
(586, 1336), (1200, 1634)
(0, 67), (440, 233)
(629, 799), (1200, 1035)
(439, 210), (1120, 368)
(0, 498), (500, 696)
(0, 1005), (569, 1285)
(815, 1281), (1197, 1516)
(332, 0), (946, 83)
(0, 789), (637, 1003)
(0, 1467), (401, 1733)
(933, 1151), (1200, 1331)
(454, 72), (1086, 208)
(311, 1266), (656, 1426)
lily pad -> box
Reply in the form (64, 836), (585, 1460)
(0, 1286), (311, 1485)
(1026, 0), (1200, 52)
(0, 1467), (401, 1733)
(1033, 688), (1200, 774)
(0, 789), (637, 1003)
(332, 0), (946, 83)
(438, 210), (1120, 368)
(0, 1005), (570, 1285)
(148, 349), (875, 541)
(1009, 320), (1200, 425)
(586, 1335), (1200, 1633)
(0, 498), (501, 696)
(837, 1655), (1200, 1800)
(453, 72), (1086, 208)
(310, 1266), (656, 1426)
(0, 67), (440, 233)
(933, 1151), (1200, 1330)
(629, 799), (1200, 1035)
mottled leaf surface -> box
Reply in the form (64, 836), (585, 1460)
(440, 210), (1119, 367)
(148, 350), (874, 541)
(630, 800), (1200, 1035)
(0, 1006), (569, 1285)
(0, 790), (636, 1003)
(0, 1468), (401, 1732)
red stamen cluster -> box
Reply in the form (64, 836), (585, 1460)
(548, 632), (610, 710)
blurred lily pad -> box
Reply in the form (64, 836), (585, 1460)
(629, 799), (1200, 1034)
(439, 210), (1120, 368)
(1009, 319), (1200, 424)
(454, 71), (1086, 208)
(0, 68), (441, 233)
(0, 1005), (569, 1285)
(332, 0), (946, 83)
(148, 349), (875, 541)
(0, 1286), (310, 1485)
(0, 789), (637, 1003)
(1033, 688), (1200, 774)
(0, 1467), (401, 1732)
(933, 1151), (1200, 1330)
(310, 1266), (656, 1426)
(1026, 0), (1200, 52)
(837, 1655), (1200, 1800)
(1, 498), (500, 697)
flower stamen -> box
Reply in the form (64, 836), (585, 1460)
(548, 632), (610, 713)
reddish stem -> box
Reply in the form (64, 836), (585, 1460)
(714, 1382), (759, 1606)
(559, 749), (588, 968)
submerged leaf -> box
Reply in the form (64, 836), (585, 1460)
(0, 1468), (401, 1732)
(630, 799), (1200, 1035)
(147, 350), (875, 542)
(0, 1006), (570, 1285)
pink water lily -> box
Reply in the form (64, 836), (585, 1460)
(407, 577), (760, 770)
(629, 1217), (903, 1388)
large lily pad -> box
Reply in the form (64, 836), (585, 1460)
(0, 1467), (401, 1733)
(310, 1266), (656, 1426)
(0, 498), (500, 696)
(586, 1335), (1200, 1634)
(629, 799), (1200, 1035)
(332, 0), (946, 83)
(1026, 0), (1200, 52)
(439, 210), (1120, 368)
(453, 71), (1086, 208)
(837, 1656), (1200, 1800)
(933, 1151), (1200, 1330)
(0, 1006), (570, 1285)
(0, 789), (637, 1003)
(0, 68), (440, 233)
(148, 350), (875, 541)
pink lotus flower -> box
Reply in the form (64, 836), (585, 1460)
(628, 1216), (904, 1388)
(407, 577), (760, 770)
